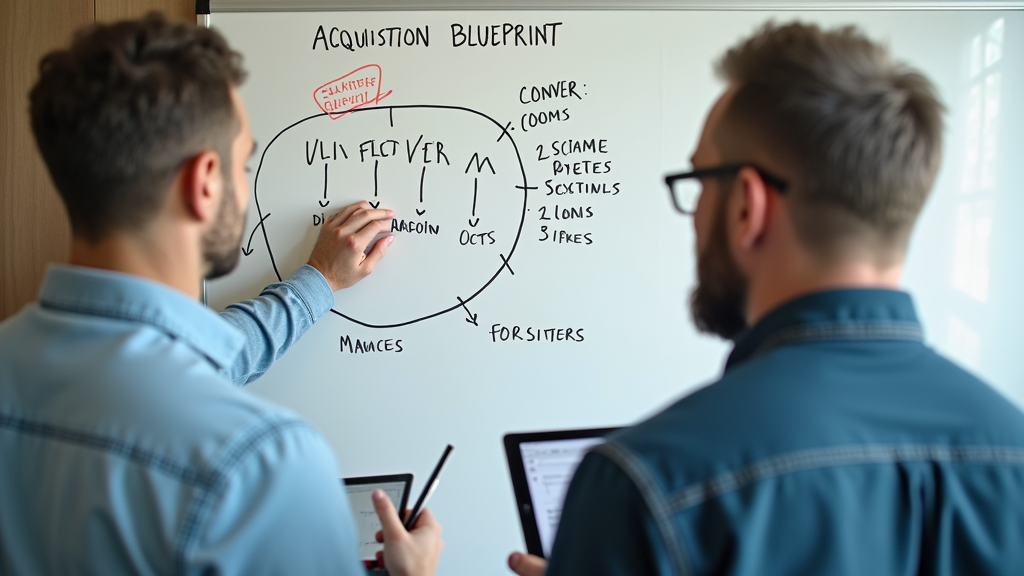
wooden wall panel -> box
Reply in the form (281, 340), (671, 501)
(95, 0), (194, 22)
(1, 0), (193, 320)
(0, 0), (92, 320)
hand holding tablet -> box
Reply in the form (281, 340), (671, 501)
(342, 445), (452, 573)
(343, 474), (413, 569)
(504, 428), (619, 558)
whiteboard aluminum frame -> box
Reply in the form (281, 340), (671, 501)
(208, 1), (1024, 12)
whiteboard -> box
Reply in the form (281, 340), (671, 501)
(208, 8), (1024, 575)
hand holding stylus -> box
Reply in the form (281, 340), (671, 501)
(372, 489), (443, 576)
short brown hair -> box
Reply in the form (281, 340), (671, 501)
(715, 21), (944, 264)
(30, 12), (246, 241)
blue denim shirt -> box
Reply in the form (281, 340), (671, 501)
(0, 264), (365, 575)
(548, 289), (1024, 576)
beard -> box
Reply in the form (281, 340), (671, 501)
(202, 178), (245, 281)
(689, 191), (749, 340)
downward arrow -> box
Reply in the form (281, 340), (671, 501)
(369, 201), (380, 209)
(419, 165), (426, 203)
(240, 212), (271, 257)
(456, 297), (478, 327)
(321, 163), (330, 207)
(468, 218), (479, 227)
(471, 178), (478, 216)
(416, 209), (426, 216)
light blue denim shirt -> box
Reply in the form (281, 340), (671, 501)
(0, 264), (365, 575)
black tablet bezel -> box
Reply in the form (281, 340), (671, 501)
(342, 474), (413, 514)
(342, 473), (414, 568)
(503, 427), (620, 558)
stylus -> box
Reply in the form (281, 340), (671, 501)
(404, 444), (454, 530)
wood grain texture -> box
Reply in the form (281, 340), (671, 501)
(0, 0), (193, 320)
(0, 0), (92, 319)
(95, 0), (194, 22)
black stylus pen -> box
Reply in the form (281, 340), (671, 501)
(404, 444), (454, 530)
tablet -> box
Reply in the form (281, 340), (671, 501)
(342, 474), (413, 568)
(503, 427), (620, 558)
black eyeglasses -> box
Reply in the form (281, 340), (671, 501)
(664, 164), (789, 215)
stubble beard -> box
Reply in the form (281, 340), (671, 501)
(689, 190), (749, 340)
(202, 179), (245, 281)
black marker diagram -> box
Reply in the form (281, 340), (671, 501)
(250, 105), (529, 328)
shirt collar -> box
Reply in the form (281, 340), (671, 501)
(38, 265), (244, 372)
(726, 288), (923, 371)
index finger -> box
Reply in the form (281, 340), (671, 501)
(375, 509), (409, 543)
(338, 208), (394, 234)
(371, 489), (408, 540)
(508, 552), (547, 576)
(329, 200), (372, 224)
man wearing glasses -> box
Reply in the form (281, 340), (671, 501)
(509, 21), (1024, 576)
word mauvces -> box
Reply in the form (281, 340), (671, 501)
(340, 335), (403, 354)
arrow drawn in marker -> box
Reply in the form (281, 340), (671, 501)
(369, 201), (380, 209)
(472, 177), (478, 216)
(319, 163), (330, 207)
(241, 212), (271, 256)
(456, 296), (478, 326)
(419, 165), (426, 203)
(414, 165), (427, 215)
(467, 178), (479, 226)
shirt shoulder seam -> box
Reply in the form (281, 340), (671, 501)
(0, 412), (218, 490)
(40, 296), (167, 330)
(39, 295), (236, 371)
(667, 443), (1024, 513)
(593, 441), (693, 576)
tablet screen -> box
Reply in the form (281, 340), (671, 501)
(343, 475), (412, 564)
(505, 428), (620, 558)
(518, 435), (610, 557)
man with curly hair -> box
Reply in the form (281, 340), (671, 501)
(0, 13), (442, 576)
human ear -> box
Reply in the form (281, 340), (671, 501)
(182, 150), (223, 224)
(731, 166), (770, 252)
